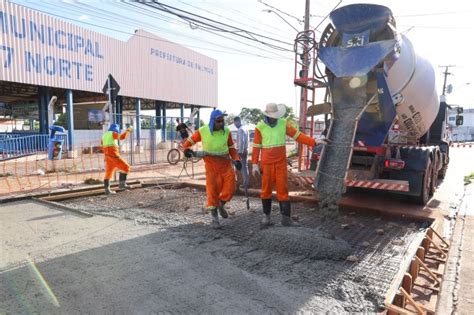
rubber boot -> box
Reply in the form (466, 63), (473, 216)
(104, 179), (116, 195)
(119, 173), (131, 190)
(218, 200), (228, 218)
(210, 208), (221, 229)
(280, 201), (299, 227)
(261, 199), (272, 227)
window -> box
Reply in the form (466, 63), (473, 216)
(449, 117), (456, 121)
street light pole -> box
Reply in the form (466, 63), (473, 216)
(297, 0), (311, 171)
(440, 65), (455, 96)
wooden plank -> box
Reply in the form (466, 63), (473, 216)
(403, 273), (413, 294)
(400, 287), (426, 314)
(40, 184), (142, 201)
(415, 256), (441, 285)
(413, 283), (440, 293)
(32, 197), (93, 217)
(384, 229), (427, 307)
(385, 302), (414, 315)
(424, 255), (446, 264)
(421, 239), (430, 256)
(425, 235), (448, 258)
(35, 180), (141, 198)
(417, 246), (426, 261)
(410, 258), (419, 281)
(429, 227), (450, 248)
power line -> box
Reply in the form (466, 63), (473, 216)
(67, 1), (292, 60)
(257, 0), (304, 23)
(176, 0), (294, 42)
(398, 24), (470, 30)
(395, 11), (470, 17)
(140, 1), (294, 51)
(119, 2), (292, 59)
(205, 1), (297, 36)
(11, 1), (292, 61)
(313, 0), (342, 32)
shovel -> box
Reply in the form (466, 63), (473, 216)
(244, 180), (250, 210)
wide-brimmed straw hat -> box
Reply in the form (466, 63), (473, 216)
(263, 103), (286, 119)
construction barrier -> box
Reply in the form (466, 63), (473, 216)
(0, 122), (205, 199)
(0, 140), (205, 197)
(449, 142), (474, 148)
(0, 133), (67, 160)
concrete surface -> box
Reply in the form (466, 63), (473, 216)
(1, 147), (473, 314)
(457, 186), (474, 314)
(438, 184), (474, 315)
(1, 197), (422, 314)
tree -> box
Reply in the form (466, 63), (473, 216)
(239, 107), (263, 125)
(225, 113), (236, 125)
(284, 105), (298, 128)
(54, 113), (68, 128)
(238, 104), (295, 125)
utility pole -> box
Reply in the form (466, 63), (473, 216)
(440, 65), (455, 95)
(297, 0), (311, 170)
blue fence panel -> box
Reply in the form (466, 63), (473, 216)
(0, 134), (67, 160)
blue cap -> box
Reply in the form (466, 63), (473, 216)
(209, 109), (227, 134)
(108, 124), (120, 133)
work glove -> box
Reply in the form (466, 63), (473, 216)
(127, 126), (133, 132)
(318, 137), (331, 145)
(233, 160), (242, 171)
(252, 164), (261, 177)
(184, 148), (194, 158)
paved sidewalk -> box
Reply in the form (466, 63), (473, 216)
(457, 185), (474, 314)
(438, 184), (474, 314)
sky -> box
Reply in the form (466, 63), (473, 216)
(10, 0), (474, 121)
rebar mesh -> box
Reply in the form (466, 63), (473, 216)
(62, 186), (426, 311)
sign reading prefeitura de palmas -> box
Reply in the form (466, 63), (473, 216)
(0, 0), (217, 107)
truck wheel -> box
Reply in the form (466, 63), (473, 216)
(416, 159), (432, 205)
(430, 154), (439, 195)
(439, 154), (449, 179)
(438, 165), (447, 179)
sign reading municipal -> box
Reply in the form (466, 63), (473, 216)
(0, 0), (217, 107)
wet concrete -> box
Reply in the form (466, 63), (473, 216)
(250, 227), (352, 260)
(52, 186), (426, 313)
(317, 77), (368, 219)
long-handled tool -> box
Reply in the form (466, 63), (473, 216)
(244, 179), (250, 210)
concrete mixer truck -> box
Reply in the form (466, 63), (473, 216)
(303, 4), (463, 205)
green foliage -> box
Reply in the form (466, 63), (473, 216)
(22, 120), (40, 131)
(231, 104), (296, 125)
(225, 113), (236, 125)
(239, 107), (263, 125)
(54, 113), (68, 128)
(284, 106), (297, 127)
(464, 172), (474, 185)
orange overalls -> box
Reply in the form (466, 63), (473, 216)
(102, 130), (131, 180)
(183, 125), (240, 210)
(252, 119), (315, 201)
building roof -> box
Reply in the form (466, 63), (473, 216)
(0, 0), (217, 107)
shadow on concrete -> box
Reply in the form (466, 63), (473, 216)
(0, 196), (424, 314)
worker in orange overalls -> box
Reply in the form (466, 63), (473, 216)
(183, 109), (242, 228)
(101, 123), (133, 195)
(252, 103), (328, 227)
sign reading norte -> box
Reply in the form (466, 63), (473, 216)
(0, 0), (217, 107)
(1, 10), (103, 81)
